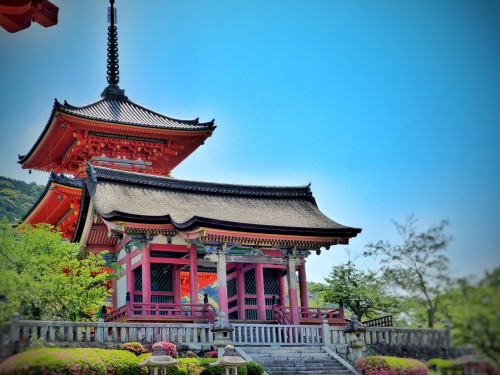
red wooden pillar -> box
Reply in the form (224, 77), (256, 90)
(173, 265), (181, 305)
(298, 263), (308, 308)
(189, 245), (199, 304)
(286, 254), (300, 325)
(255, 264), (266, 320)
(125, 250), (134, 316)
(236, 264), (245, 319)
(141, 242), (151, 305)
(217, 250), (229, 317)
(278, 269), (286, 307)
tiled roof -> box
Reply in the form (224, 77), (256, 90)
(85, 166), (361, 237)
(22, 172), (83, 222)
(86, 165), (313, 199)
(56, 97), (215, 131)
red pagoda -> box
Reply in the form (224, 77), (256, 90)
(20, 0), (361, 325)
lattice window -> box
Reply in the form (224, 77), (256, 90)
(151, 263), (173, 292)
(134, 266), (142, 291)
(151, 295), (174, 303)
(244, 268), (256, 294)
(263, 268), (279, 295)
(245, 309), (258, 320)
(227, 278), (237, 298)
(245, 298), (257, 306)
(134, 294), (143, 303)
(229, 311), (239, 319)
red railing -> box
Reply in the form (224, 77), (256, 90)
(273, 305), (345, 325)
(104, 303), (217, 323)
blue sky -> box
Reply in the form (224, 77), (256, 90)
(1, 0), (499, 283)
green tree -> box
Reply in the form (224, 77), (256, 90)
(442, 269), (500, 364)
(364, 215), (452, 327)
(0, 219), (115, 322)
(310, 252), (395, 321)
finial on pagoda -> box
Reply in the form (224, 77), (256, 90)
(101, 0), (126, 98)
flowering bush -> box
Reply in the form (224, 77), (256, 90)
(153, 341), (178, 357)
(356, 356), (428, 375)
(203, 350), (218, 358)
(0, 347), (141, 375)
(122, 341), (148, 356)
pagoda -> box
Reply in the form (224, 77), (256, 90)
(20, 0), (361, 325)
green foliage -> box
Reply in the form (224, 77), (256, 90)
(0, 347), (142, 375)
(0, 176), (44, 222)
(0, 348), (261, 375)
(441, 269), (500, 364)
(364, 216), (452, 327)
(356, 356), (428, 375)
(122, 341), (148, 356)
(0, 220), (116, 322)
(246, 361), (265, 375)
(309, 250), (396, 320)
(427, 359), (462, 375)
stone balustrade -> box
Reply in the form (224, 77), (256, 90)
(1, 314), (451, 362)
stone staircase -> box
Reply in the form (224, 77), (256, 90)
(241, 346), (355, 375)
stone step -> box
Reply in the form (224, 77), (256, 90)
(241, 346), (354, 375)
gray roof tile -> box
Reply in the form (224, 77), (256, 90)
(58, 98), (215, 131)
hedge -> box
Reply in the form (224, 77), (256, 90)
(0, 348), (264, 375)
(356, 356), (429, 375)
(0, 347), (142, 375)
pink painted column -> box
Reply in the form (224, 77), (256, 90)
(173, 265), (181, 305)
(236, 264), (246, 319)
(278, 270), (286, 307)
(141, 242), (151, 305)
(298, 263), (309, 308)
(189, 245), (199, 304)
(217, 249), (229, 317)
(125, 250), (134, 316)
(255, 264), (266, 320)
(286, 254), (300, 325)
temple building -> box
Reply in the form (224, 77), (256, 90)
(19, 0), (361, 325)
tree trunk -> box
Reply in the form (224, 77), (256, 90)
(428, 308), (435, 328)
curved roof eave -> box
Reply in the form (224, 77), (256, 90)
(96, 211), (361, 238)
(21, 171), (83, 223)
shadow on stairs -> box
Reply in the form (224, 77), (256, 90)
(237, 345), (360, 375)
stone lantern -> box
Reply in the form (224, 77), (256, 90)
(211, 345), (248, 375)
(138, 343), (179, 375)
(345, 314), (366, 363)
(211, 311), (234, 357)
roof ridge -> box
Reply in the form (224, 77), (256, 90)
(57, 96), (216, 127)
(86, 165), (313, 198)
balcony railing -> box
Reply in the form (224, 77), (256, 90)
(104, 303), (218, 324)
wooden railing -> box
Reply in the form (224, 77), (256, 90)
(104, 303), (218, 324)
(273, 305), (345, 325)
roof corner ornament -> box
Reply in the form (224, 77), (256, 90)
(101, 0), (126, 98)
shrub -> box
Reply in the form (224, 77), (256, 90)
(0, 347), (142, 375)
(203, 351), (218, 358)
(428, 358), (463, 375)
(356, 356), (428, 375)
(122, 341), (148, 356)
(246, 361), (265, 375)
(153, 341), (178, 357)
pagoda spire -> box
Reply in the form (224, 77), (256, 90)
(101, 0), (126, 98)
